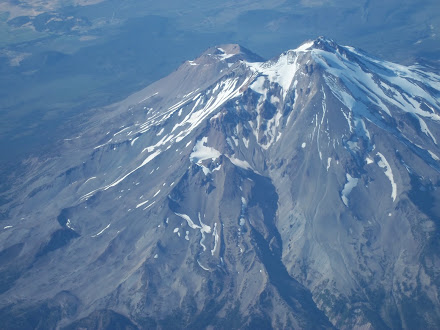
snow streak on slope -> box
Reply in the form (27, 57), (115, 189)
(175, 213), (200, 230)
(341, 174), (358, 207)
(6, 38), (440, 330)
(244, 38), (440, 153)
(80, 150), (161, 201)
(190, 137), (221, 163)
(310, 41), (440, 144)
(80, 73), (256, 201)
(376, 152), (397, 201)
(247, 50), (299, 100)
(171, 77), (253, 143)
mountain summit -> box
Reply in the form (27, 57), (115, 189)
(1, 38), (440, 329)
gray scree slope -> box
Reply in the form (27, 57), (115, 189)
(1, 38), (440, 329)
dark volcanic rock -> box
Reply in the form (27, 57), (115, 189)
(1, 38), (440, 328)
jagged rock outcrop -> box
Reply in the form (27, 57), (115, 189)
(1, 37), (440, 329)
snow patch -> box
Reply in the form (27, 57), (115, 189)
(246, 51), (300, 100)
(136, 200), (149, 208)
(296, 40), (314, 52)
(341, 174), (358, 207)
(175, 213), (201, 230)
(211, 223), (219, 256)
(377, 152), (397, 201)
(428, 150), (440, 161)
(143, 201), (156, 210)
(83, 177), (97, 185)
(242, 137), (249, 148)
(197, 260), (210, 271)
(156, 128), (164, 136)
(66, 219), (74, 230)
(81, 150), (161, 201)
(250, 76), (267, 95)
(91, 223), (110, 237)
(198, 213), (212, 234)
(228, 156), (254, 172)
(190, 137), (221, 163)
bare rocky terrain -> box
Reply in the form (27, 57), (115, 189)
(1, 38), (440, 329)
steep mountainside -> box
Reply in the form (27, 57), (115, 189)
(1, 38), (440, 329)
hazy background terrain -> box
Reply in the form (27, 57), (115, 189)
(0, 0), (439, 176)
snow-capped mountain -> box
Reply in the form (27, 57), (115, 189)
(1, 38), (440, 329)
